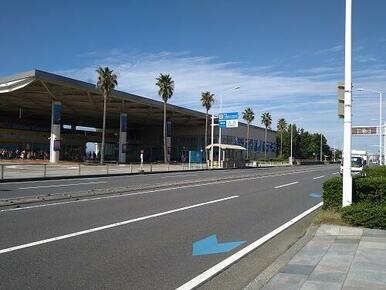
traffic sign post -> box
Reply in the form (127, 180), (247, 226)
(218, 112), (239, 168)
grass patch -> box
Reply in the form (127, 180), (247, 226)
(312, 209), (347, 226)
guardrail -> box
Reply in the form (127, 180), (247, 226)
(0, 163), (208, 181)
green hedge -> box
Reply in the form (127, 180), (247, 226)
(363, 166), (386, 177)
(355, 177), (386, 203)
(323, 176), (386, 209)
(322, 176), (343, 209)
(341, 202), (386, 229)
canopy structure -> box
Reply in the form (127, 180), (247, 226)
(205, 144), (246, 151)
(0, 70), (206, 129)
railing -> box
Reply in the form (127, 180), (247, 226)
(0, 162), (208, 180)
(246, 161), (290, 167)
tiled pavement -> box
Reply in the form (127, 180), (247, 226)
(262, 225), (386, 290)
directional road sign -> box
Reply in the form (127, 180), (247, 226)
(219, 112), (239, 128)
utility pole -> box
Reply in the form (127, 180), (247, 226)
(210, 115), (215, 169)
(320, 134), (323, 162)
(290, 124), (293, 165)
(343, 0), (353, 207)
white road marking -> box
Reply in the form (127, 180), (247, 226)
(18, 181), (107, 190)
(175, 202), (323, 290)
(332, 172), (340, 175)
(1, 167), (335, 213)
(0, 195), (238, 255)
(274, 181), (299, 189)
(313, 175), (325, 180)
(161, 174), (196, 179)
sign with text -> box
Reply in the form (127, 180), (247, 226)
(352, 126), (378, 135)
(219, 112), (239, 128)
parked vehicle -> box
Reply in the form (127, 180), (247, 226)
(340, 150), (369, 176)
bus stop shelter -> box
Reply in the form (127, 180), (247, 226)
(206, 143), (246, 168)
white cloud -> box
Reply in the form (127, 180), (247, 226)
(58, 50), (386, 153)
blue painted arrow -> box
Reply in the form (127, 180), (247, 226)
(309, 192), (322, 198)
(193, 234), (246, 256)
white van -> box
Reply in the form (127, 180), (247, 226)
(340, 150), (368, 176)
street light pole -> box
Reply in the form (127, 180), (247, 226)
(290, 124), (293, 165)
(320, 134), (323, 162)
(217, 86), (240, 168)
(342, 0), (353, 207)
(380, 92), (383, 165)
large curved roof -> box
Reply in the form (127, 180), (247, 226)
(0, 70), (206, 128)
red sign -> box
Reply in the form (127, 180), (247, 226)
(352, 127), (378, 135)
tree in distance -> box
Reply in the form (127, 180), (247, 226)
(156, 73), (175, 163)
(277, 118), (287, 158)
(201, 91), (215, 162)
(242, 107), (255, 159)
(96, 66), (118, 164)
(261, 112), (272, 160)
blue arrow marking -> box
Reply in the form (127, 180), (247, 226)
(193, 234), (246, 256)
(309, 192), (322, 198)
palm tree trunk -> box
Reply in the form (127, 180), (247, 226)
(246, 123), (250, 159)
(100, 93), (107, 164)
(280, 131), (283, 157)
(264, 127), (267, 161)
(205, 111), (208, 163)
(163, 101), (168, 164)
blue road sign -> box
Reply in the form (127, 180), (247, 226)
(193, 234), (246, 256)
(218, 112), (239, 128)
(219, 112), (239, 120)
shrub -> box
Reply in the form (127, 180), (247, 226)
(363, 166), (386, 177)
(322, 176), (343, 209)
(341, 202), (386, 229)
(354, 177), (386, 203)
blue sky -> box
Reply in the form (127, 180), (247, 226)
(1, 0), (386, 153)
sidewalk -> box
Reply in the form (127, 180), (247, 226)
(247, 225), (386, 290)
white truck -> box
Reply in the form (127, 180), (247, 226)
(340, 150), (368, 176)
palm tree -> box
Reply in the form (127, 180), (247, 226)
(261, 112), (272, 160)
(156, 73), (174, 163)
(277, 118), (287, 158)
(242, 107), (255, 159)
(96, 66), (118, 164)
(201, 91), (215, 162)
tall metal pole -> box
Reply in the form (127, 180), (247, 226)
(380, 92), (383, 165)
(210, 115), (214, 169)
(218, 95), (223, 168)
(384, 121), (386, 166)
(343, 0), (353, 207)
(290, 124), (293, 165)
(320, 134), (323, 162)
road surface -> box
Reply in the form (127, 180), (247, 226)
(0, 165), (338, 289)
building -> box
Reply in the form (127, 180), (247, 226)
(0, 70), (277, 163)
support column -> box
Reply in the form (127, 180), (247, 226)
(167, 120), (172, 162)
(50, 101), (61, 163)
(119, 113), (128, 163)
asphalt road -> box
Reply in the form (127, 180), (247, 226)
(1, 166), (334, 199)
(0, 165), (338, 289)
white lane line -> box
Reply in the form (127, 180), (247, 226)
(175, 202), (323, 290)
(274, 181), (299, 189)
(161, 174), (196, 179)
(0, 195), (238, 255)
(1, 168), (330, 213)
(332, 172), (340, 175)
(313, 175), (325, 180)
(18, 181), (107, 190)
